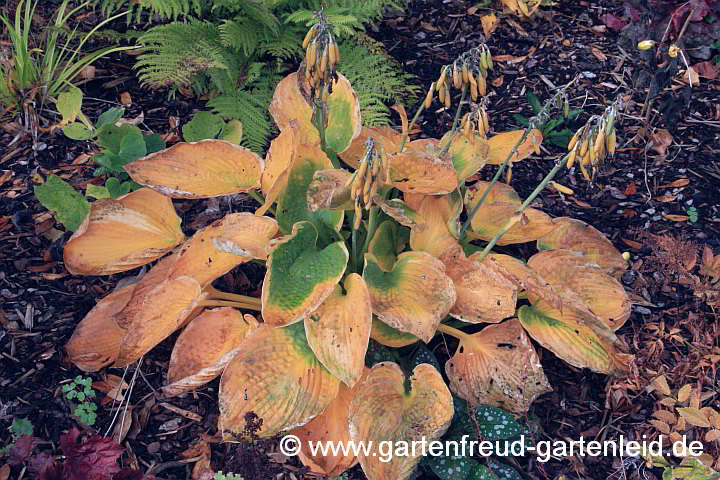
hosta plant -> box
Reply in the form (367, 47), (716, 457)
(60, 18), (633, 480)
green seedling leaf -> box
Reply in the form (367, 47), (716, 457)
(86, 184), (110, 199)
(96, 107), (125, 128)
(119, 131), (147, 162)
(11, 418), (33, 437)
(64, 122), (96, 140)
(409, 343), (441, 373)
(57, 87), (84, 124)
(183, 111), (225, 142)
(34, 175), (90, 231)
(527, 92), (542, 113)
(219, 119), (243, 145)
(144, 133), (166, 154)
(96, 124), (142, 154)
(105, 177), (132, 198)
(428, 454), (477, 480)
(512, 114), (530, 127)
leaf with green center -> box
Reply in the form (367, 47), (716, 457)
(304, 274), (372, 387)
(348, 363), (454, 480)
(536, 217), (628, 279)
(369, 317), (419, 348)
(445, 319), (551, 414)
(263, 222), (348, 327)
(363, 251), (456, 342)
(219, 322), (341, 439)
(440, 129), (490, 181)
(517, 302), (633, 375)
(34, 175), (90, 232)
(368, 220), (409, 271)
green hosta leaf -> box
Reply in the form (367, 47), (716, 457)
(105, 177), (132, 197)
(86, 184), (111, 199)
(428, 454), (476, 480)
(34, 175), (90, 231)
(219, 119), (243, 145)
(64, 122), (96, 140)
(119, 131), (147, 162)
(409, 343), (441, 373)
(183, 111), (225, 142)
(96, 107), (125, 128)
(57, 87), (83, 124)
(473, 406), (524, 441)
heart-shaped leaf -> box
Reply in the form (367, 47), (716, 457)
(468, 202), (555, 246)
(486, 129), (543, 165)
(263, 222), (348, 327)
(219, 322), (341, 438)
(338, 125), (404, 169)
(440, 129), (490, 181)
(370, 317), (420, 348)
(409, 193), (462, 258)
(387, 143), (459, 195)
(368, 220), (410, 271)
(348, 362), (453, 480)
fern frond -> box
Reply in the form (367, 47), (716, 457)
(259, 26), (304, 60)
(340, 39), (420, 126)
(218, 18), (263, 56)
(90, 0), (204, 19)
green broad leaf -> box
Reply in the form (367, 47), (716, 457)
(93, 152), (126, 173)
(96, 107), (125, 128)
(63, 122), (96, 141)
(527, 92), (542, 113)
(183, 111), (225, 142)
(567, 108), (583, 120)
(409, 343), (441, 373)
(365, 339), (395, 367)
(474, 406), (525, 441)
(34, 175), (90, 231)
(512, 114), (530, 127)
(118, 131), (147, 162)
(96, 124), (142, 154)
(469, 464), (499, 480)
(367, 220), (409, 271)
(57, 87), (83, 124)
(428, 454), (477, 480)
(486, 460), (522, 480)
(219, 119), (243, 145)
(105, 177), (132, 197)
(86, 184), (111, 199)
(144, 133), (166, 154)
(11, 418), (33, 437)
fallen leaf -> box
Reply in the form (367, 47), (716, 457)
(80, 66), (96, 80)
(119, 92), (132, 106)
(591, 46), (608, 61)
(654, 195), (677, 203)
(659, 178), (690, 189)
(491, 76), (504, 87)
(624, 182), (637, 196)
(600, 13), (627, 30)
(678, 67), (699, 85)
(666, 214), (689, 222)
(694, 61), (719, 80)
(649, 129), (673, 155)
(652, 375), (672, 396)
(677, 407), (711, 428)
(481, 13), (498, 38)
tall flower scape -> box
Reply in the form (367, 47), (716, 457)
(63, 17), (632, 480)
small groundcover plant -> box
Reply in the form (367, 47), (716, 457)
(60, 15), (634, 480)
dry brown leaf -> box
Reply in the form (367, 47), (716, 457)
(649, 129), (673, 155)
(652, 375), (671, 396)
(659, 178), (690, 189)
(677, 407), (711, 428)
(654, 410), (677, 424)
(649, 419), (671, 434)
(678, 384), (693, 403)
(666, 214), (690, 222)
(481, 13), (498, 38)
(591, 46), (608, 61)
(119, 92), (132, 106)
(706, 430), (720, 442)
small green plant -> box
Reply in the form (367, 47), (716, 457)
(215, 472), (244, 480)
(329, 473), (350, 480)
(0, 418), (34, 455)
(514, 91), (583, 148)
(62, 375), (98, 426)
(687, 206), (699, 223)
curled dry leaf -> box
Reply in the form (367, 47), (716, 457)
(307, 168), (354, 211)
(363, 251), (456, 342)
(439, 129), (489, 181)
(409, 193), (462, 258)
(468, 202), (555, 245)
(486, 129), (543, 165)
(349, 363), (453, 480)
(304, 274), (372, 387)
(373, 197), (423, 230)
(124, 140), (263, 198)
(262, 222), (348, 327)
(439, 244), (517, 323)
(445, 319), (551, 413)
(649, 129), (673, 156)
(164, 309), (259, 397)
(386, 145), (458, 195)
(64, 189), (184, 276)
(291, 369), (369, 477)
(219, 322), (341, 439)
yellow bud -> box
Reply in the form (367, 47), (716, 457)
(637, 40), (656, 50)
(668, 44), (679, 58)
(622, 251), (631, 261)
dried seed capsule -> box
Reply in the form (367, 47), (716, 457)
(551, 181), (574, 195)
(424, 83), (435, 109)
(518, 0), (530, 16)
(477, 74), (486, 96)
(563, 99), (570, 117)
(568, 131), (580, 151)
(333, 42), (341, 65)
(306, 41), (317, 70)
(319, 45), (329, 75)
(437, 66), (448, 90)
(479, 51), (488, 70)
(579, 138), (589, 157)
(482, 110), (490, 135)
(485, 49), (493, 69)
(303, 24), (317, 49)
(328, 39), (338, 65)
(444, 86), (452, 108)
(470, 82), (478, 101)
(453, 63), (462, 89)
(607, 131), (617, 157)
(567, 149), (577, 169)
(354, 203), (363, 229)
(463, 116), (471, 136)
(593, 131), (605, 154)
(506, 166), (513, 184)
(580, 162), (591, 181)
(462, 64), (470, 84)
(438, 86), (446, 105)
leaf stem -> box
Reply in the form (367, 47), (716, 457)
(351, 214), (358, 273)
(197, 300), (262, 311)
(435, 323), (473, 343)
(442, 83), (469, 155)
(315, 97), (327, 154)
(204, 286), (262, 306)
(360, 206), (379, 262)
(249, 191), (275, 215)
(399, 95), (427, 152)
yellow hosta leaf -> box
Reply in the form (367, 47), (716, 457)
(115, 275), (205, 367)
(487, 129), (543, 165)
(387, 145), (458, 195)
(164, 309), (258, 397)
(464, 181), (522, 209)
(445, 319), (551, 413)
(291, 369), (369, 476)
(219, 322), (341, 439)
(374, 197), (423, 230)
(269, 72), (361, 154)
(677, 407), (711, 428)
(124, 140), (263, 198)
(440, 129), (489, 181)
(168, 213), (278, 287)
(363, 252), (456, 342)
(409, 192), (462, 258)
(262, 222), (348, 327)
(262, 125), (296, 195)
(338, 126), (404, 169)
(305, 274), (372, 387)
(65, 284), (135, 371)
(468, 202), (555, 245)
(537, 217), (628, 278)
(528, 250), (631, 330)
(370, 316), (419, 347)
(439, 244), (517, 323)
(307, 168), (354, 211)
(64, 189), (184, 276)
(113, 254), (176, 328)
(348, 363), (453, 480)
(517, 301), (633, 375)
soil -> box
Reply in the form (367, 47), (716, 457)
(1, 1), (719, 479)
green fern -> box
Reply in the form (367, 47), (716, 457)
(91, 0), (205, 19)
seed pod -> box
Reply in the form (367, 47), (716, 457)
(605, 113), (615, 136)
(468, 69), (477, 87)
(356, 157), (368, 181)
(424, 83), (435, 109)
(506, 166), (513, 184)
(444, 86), (452, 108)
(479, 51), (488, 70)
(437, 66), (448, 90)
(551, 181), (574, 195)
(462, 64), (470, 85)
(350, 176), (359, 201)
(563, 99), (570, 118)
(581, 151), (590, 166)
(354, 203), (362, 229)
(438, 86), (446, 105)
(476, 117), (485, 137)
(344, 172), (356, 188)
(579, 162), (591, 181)
(579, 138), (589, 157)
(371, 156), (380, 176)
(328, 40), (338, 65)
(306, 41), (317, 70)
(303, 24), (317, 49)
(568, 131), (580, 151)
(482, 110), (490, 135)
(453, 63), (462, 89)
(362, 173), (372, 197)
(333, 42), (341, 65)
(368, 182), (379, 203)
(607, 131), (617, 157)
(470, 82), (478, 101)
(588, 143), (597, 163)
(593, 131), (605, 154)
(478, 74), (486, 96)
(485, 47), (493, 69)
(567, 149), (577, 169)
(319, 45), (329, 75)
(463, 116), (471, 136)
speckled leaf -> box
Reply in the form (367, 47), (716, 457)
(349, 363), (454, 480)
(408, 343), (441, 372)
(219, 322), (341, 439)
(368, 220), (409, 271)
(445, 319), (551, 414)
(440, 245), (517, 323)
(486, 460), (522, 480)
(517, 301), (633, 375)
(307, 168), (354, 211)
(369, 317), (420, 348)
(64, 189), (184, 276)
(387, 145), (458, 195)
(263, 222), (348, 327)
(427, 454), (476, 480)
(363, 252), (456, 342)
(469, 464), (499, 480)
(468, 202), (555, 246)
(473, 406), (524, 440)
(124, 140), (263, 198)
(536, 217), (628, 278)
(365, 338), (397, 366)
(487, 129), (543, 165)
(304, 274), (372, 387)
(440, 129), (490, 181)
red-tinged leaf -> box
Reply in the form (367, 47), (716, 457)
(624, 182), (637, 196)
(27, 453), (62, 480)
(8, 435), (36, 466)
(601, 13), (627, 30)
(59, 428), (125, 480)
(694, 61), (719, 80)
